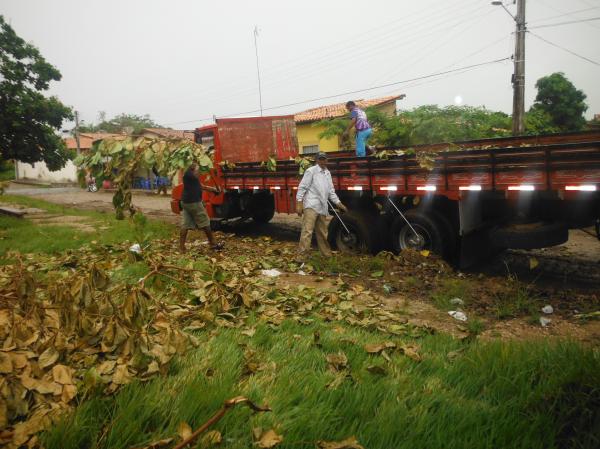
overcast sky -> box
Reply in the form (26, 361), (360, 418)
(3, 0), (599, 130)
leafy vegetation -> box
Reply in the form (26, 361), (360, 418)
(0, 15), (72, 170)
(0, 160), (14, 182)
(317, 74), (590, 150)
(317, 105), (512, 148)
(74, 136), (213, 219)
(530, 72), (588, 132)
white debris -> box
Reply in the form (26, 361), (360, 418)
(297, 270), (307, 276)
(129, 243), (142, 254)
(261, 269), (282, 277)
(539, 317), (552, 327)
(448, 311), (468, 322)
(542, 305), (554, 314)
(450, 298), (464, 306)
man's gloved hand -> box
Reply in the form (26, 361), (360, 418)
(337, 202), (348, 213)
(296, 201), (304, 217)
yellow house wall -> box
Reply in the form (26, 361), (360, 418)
(296, 123), (339, 153)
(295, 101), (398, 154)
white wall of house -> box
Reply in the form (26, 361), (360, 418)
(16, 160), (78, 183)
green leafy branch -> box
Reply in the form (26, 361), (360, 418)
(74, 136), (213, 219)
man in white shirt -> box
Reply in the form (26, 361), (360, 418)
(296, 152), (347, 258)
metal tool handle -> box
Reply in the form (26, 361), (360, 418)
(386, 196), (421, 238)
(327, 200), (351, 235)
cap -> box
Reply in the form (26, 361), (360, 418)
(316, 152), (328, 160)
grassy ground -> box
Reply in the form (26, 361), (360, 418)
(43, 320), (600, 449)
(0, 194), (173, 256)
(2, 196), (599, 449)
(0, 160), (14, 182)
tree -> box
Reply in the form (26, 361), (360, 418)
(530, 72), (588, 132)
(80, 113), (162, 134)
(317, 105), (511, 148)
(0, 15), (72, 170)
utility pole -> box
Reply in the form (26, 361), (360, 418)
(512, 0), (526, 135)
(253, 26), (263, 116)
(74, 110), (81, 155)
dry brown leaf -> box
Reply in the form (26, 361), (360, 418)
(317, 436), (365, 449)
(10, 352), (29, 370)
(61, 384), (78, 403)
(177, 421), (193, 441)
(0, 352), (13, 373)
(112, 364), (132, 385)
(326, 352), (348, 371)
(51, 364), (73, 385)
(38, 347), (59, 369)
(20, 374), (61, 395)
(200, 430), (222, 447)
(97, 360), (117, 375)
(364, 341), (396, 354)
(0, 398), (7, 428)
(256, 429), (283, 448)
(400, 344), (422, 362)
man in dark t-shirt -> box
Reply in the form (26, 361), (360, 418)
(179, 163), (223, 253)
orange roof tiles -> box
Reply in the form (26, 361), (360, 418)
(294, 94), (405, 123)
(64, 133), (122, 150)
(142, 128), (195, 140)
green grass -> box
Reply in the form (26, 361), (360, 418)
(0, 195), (174, 256)
(308, 253), (388, 275)
(0, 160), (14, 182)
(493, 277), (539, 319)
(431, 278), (472, 310)
(42, 319), (600, 449)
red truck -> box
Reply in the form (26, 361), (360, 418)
(172, 116), (600, 267)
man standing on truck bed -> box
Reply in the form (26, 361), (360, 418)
(343, 100), (373, 157)
(179, 162), (223, 253)
(296, 152), (347, 260)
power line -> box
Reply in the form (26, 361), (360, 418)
(528, 31), (600, 66)
(163, 57), (510, 126)
(529, 16), (600, 29)
(528, 6), (600, 24)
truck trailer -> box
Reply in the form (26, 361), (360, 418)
(171, 116), (600, 267)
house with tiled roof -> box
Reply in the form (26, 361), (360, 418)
(140, 128), (195, 141)
(294, 94), (405, 154)
(15, 132), (122, 184)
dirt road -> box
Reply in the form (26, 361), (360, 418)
(6, 183), (600, 285)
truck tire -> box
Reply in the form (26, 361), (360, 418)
(390, 210), (448, 256)
(430, 210), (458, 258)
(490, 221), (567, 249)
(250, 192), (275, 224)
(328, 211), (379, 254)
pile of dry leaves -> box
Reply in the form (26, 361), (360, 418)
(0, 237), (436, 448)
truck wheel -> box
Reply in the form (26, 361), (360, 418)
(328, 211), (379, 254)
(250, 192), (275, 224)
(430, 210), (458, 258)
(490, 221), (567, 249)
(391, 211), (446, 256)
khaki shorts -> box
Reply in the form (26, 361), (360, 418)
(181, 202), (210, 230)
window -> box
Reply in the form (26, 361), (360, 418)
(302, 144), (319, 155)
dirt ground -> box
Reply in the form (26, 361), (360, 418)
(3, 184), (600, 344)
(7, 183), (599, 284)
